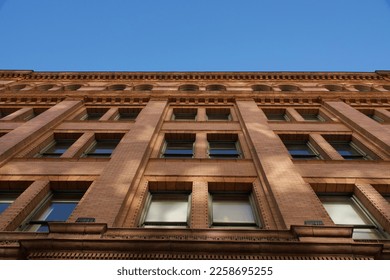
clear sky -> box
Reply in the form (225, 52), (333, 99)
(0, 0), (389, 72)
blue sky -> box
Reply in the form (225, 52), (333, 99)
(0, 0), (389, 72)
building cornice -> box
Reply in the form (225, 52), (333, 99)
(0, 70), (388, 81)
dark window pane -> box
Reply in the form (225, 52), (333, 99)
(39, 139), (77, 158)
(329, 141), (365, 159)
(284, 142), (319, 159)
(163, 141), (193, 158)
(209, 141), (240, 159)
(85, 140), (120, 158)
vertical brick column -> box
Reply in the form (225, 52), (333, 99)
(99, 108), (118, 121)
(197, 107), (207, 121)
(354, 183), (390, 233)
(286, 108), (305, 122)
(195, 132), (208, 158)
(309, 134), (344, 160)
(236, 100), (333, 228)
(324, 101), (390, 152)
(70, 100), (168, 226)
(0, 180), (50, 231)
(190, 181), (209, 228)
(0, 100), (83, 165)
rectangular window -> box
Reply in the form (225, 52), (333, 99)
(329, 141), (369, 160)
(323, 135), (373, 160)
(206, 108), (231, 121)
(358, 109), (385, 123)
(161, 133), (195, 158)
(23, 192), (83, 232)
(172, 108), (197, 121)
(115, 108), (142, 121)
(207, 134), (241, 159)
(279, 134), (321, 159)
(210, 193), (259, 228)
(319, 195), (387, 239)
(80, 108), (109, 121)
(142, 192), (190, 227)
(83, 137), (122, 158)
(0, 108), (21, 119)
(262, 108), (290, 121)
(0, 193), (20, 214)
(36, 133), (82, 158)
(296, 108), (326, 122)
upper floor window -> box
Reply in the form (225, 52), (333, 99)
(295, 108), (326, 122)
(358, 109), (385, 123)
(207, 134), (241, 159)
(319, 195), (388, 239)
(280, 138), (321, 160)
(115, 108), (142, 121)
(83, 134), (123, 158)
(172, 108), (197, 121)
(178, 84), (199, 91)
(80, 108), (109, 121)
(0, 108), (21, 119)
(22, 191), (84, 232)
(322, 135), (376, 160)
(0, 192), (20, 214)
(206, 108), (231, 121)
(205, 84), (226, 91)
(36, 133), (82, 158)
(262, 108), (290, 121)
(279, 85), (300, 91)
(161, 133), (195, 158)
(210, 192), (259, 228)
(141, 192), (190, 228)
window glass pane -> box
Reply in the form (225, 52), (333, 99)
(328, 141), (366, 159)
(209, 142), (240, 158)
(163, 141), (193, 157)
(285, 142), (316, 157)
(266, 114), (288, 121)
(85, 140), (119, 157)
(352, 228), (382, 239)
(29, 194), (80, 232)
(321, 199), (371, 225)
(212, 198), (255, 224)
(40, 139), (76, 158)
(0, 193), (19, 214)
(301, 114), (324, 122)
(144, 195), (188, 224)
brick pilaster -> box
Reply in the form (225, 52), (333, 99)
(69, 100), (168, 226)
(0, 180), (50, 231)
(324, 101), (390, 155)
(0, 100), (83, 165)
(354, 183), (390, 233)
(236, 100), (333, 228)
(190, 181), (209, 228)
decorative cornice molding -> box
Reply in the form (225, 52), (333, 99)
(0, 70), (387, 81)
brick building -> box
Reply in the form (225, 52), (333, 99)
(0, 70), (389, 259)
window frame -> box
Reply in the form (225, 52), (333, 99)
(140, 192), (191, 228)
(319, 194), (389, 240)
(206, 108), (232, 121)
(0, 192), (20, 214)
(209, 192), (260, 228)
(328, 141), (371, 160)
(161, 134), (195, 158)
(283, 140), (322, 160)
(20, 191), (83, 232)
(82, 138), (121, 158)
(36, 139), (77, 158)
(171, 108), (197, 121)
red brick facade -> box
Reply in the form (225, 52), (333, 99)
(0, 70), (389, 259)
